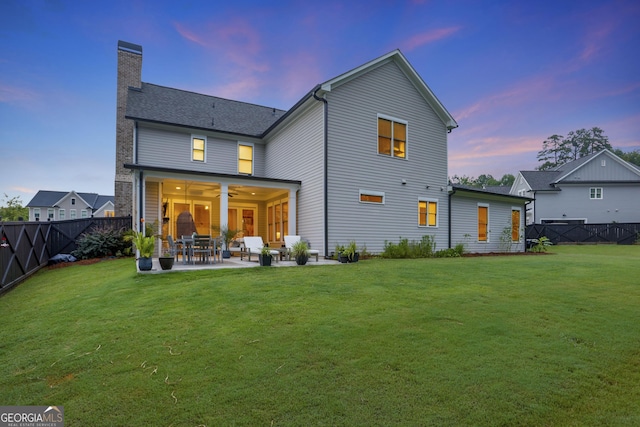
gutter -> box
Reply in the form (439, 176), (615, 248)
(313, 87), (329, 257)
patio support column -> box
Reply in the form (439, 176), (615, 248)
(288, 189), (297, 236)
(220, 183), (229, 228)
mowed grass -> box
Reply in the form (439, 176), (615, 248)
(1, 245), (639, 426)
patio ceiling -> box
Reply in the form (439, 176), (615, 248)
(161, 179), (288, 201)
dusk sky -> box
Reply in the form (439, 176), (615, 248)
(2, 0), (639, 205)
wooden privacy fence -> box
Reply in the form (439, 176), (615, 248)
(0, 217), (132, 294)
(526, 223), (640, 245)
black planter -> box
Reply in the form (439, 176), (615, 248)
(350, 253), (359, 263)
(159, 257), (174, 270)
(222, 250), (231, 259)
(338, 254), (349, 263)
(258, 254), (272, 266)
(295, 254), (309, 265)
(138, 257), (153, 271)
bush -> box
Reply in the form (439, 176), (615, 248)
(382, 235), (435, 259)
(72, 226), (130, 260)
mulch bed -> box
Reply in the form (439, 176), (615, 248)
(463, 251), (553, 257)
(47, 257), (122, 270)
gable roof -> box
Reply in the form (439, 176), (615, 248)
(126, 83), (287, 137)
(519, 171), (562, 191)
(27, 190), (114, 210)
(552, 149), (640, 183)
(318, 50), (458, 131)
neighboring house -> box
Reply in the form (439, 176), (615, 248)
(26, 190), (115, 222)
(511, 149), (640, 225)
(115, 41), (528, 255)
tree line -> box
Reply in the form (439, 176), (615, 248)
(451, 127), (640, 188)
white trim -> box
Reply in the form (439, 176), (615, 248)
(237, 141), (254, 175)
(377, 114), (408, 160)
(418, 197), (439, 228)
(359, 189), (385, 204)
(477, 203), (490, 243)
(589, 187), (603, 199)
(191, 135), (207, 163)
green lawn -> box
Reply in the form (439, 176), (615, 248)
(1, 245), (639, 426)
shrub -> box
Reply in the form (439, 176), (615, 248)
(382, 235), (435, 259)
(529, 236), (552, 253)
(72, 226), (130, 260)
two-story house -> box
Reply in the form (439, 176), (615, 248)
(26, 190), (115, 221)
(511, 149), (640, 225)
(115, 41), (529, 255)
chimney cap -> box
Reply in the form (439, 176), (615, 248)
(118, 40), (142, 55)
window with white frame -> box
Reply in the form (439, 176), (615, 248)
(70, 209), (77, 219)
(418, 199), (438, 227)
(81, 210), (88, 218)
(48, 208), (54, 220)
(377, 115), (407, 159)
(478, 204), (489, 242)
(34, 208), (40, 221)
(192, 135), (206, 162)
(359, 190), (385, 204)
(589, 187), (602, 199)
(59, 209), (65, 220)
(238, 143), (253, 175)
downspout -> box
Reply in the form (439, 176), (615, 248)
(313, 87), (329, 257)
(134, 121), (144, 233)
(448, 186), (456, 249)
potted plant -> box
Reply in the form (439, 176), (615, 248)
(127, 231), (155, 271)
(292, 240), (310, 265)
(258, 246), (272, 266)
(158, 252), (174, 270)
(213, 224), (239, 259)
(346, 240), (359, 262)
(335, 244), (349, 263)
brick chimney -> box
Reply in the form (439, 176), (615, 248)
(114, 41), (142, 217)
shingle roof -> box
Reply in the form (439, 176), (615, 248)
(126, 83), (287, 137)
(520, 171), (562, 191)
(26, 191), (114, 209)
(452, 184), (531, 200)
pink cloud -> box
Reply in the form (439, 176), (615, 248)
(0, 83), (38, 104)
(401, 26), (462, 51)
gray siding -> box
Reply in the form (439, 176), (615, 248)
(537, 184), (640, 223)
(326, 61), (450, 254)
(265, 101), (325, 253)
(561, 151), (640, 182)
(451, 192), (525, 253)
(137, 126), (265, 176)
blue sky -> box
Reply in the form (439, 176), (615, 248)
(2, 0), (639, 204)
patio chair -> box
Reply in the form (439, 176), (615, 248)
(284, 235), (319, 261)
(191, 234), (213, 264)
(243, 236), (279, 262)
(166, 235), (179, 261)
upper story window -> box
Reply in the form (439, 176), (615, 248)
(104, 210), (115, 217)
(418, 199), (438, 227)
(359, 190), (385, 204)
(238, 143), (253, 175)
(590, 187), (602, 199)
(70, 209), (77, 219)
(378, 115), (407, 159)
(71, 198), (76, 205)
(192, 136), (206, 162)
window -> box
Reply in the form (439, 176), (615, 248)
(48, 208), (54, 220)
(238, 143), (253, 175)
(192, 136), (206, 162)
(104, 210), (114, 217)
(478, 205), (489, 242)
(70, 209), (77, 219)
(511, 208), (521, 242)
(34, 208), (40, 221)
(359, 190), (385, 204)
(590, 188), (602, 199)
(378, 116), (407, 159)
(59, 209), (65, 220)
(81, 210), (88, 218)
(418, 199), (438, 227)
(71, 198), (76, 205)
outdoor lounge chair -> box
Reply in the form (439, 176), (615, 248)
(242, 236), (279, 262)
(284, 235), (319, 261)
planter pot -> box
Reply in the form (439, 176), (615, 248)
(159, 257), (174, 270)
(350, 253), (359, 263)
(258, 254), (272, 266)
(338, 254), (349, 263)
(295, 254), (309, 265)
(138, 257), (153, 271)
(222, 250), (231, 259)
